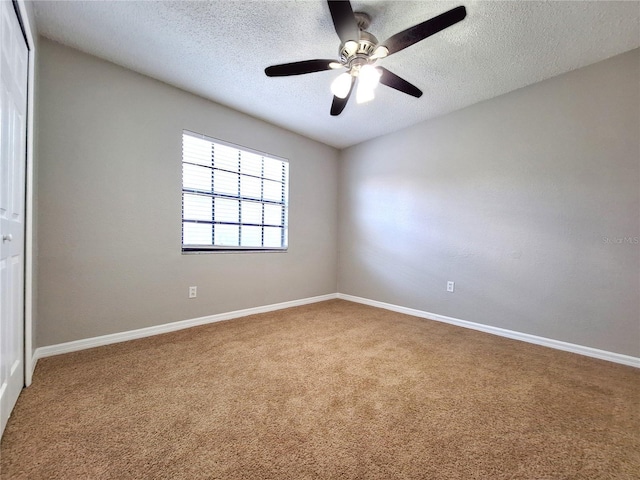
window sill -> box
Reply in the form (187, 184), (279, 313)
(182, 247), (288, 255)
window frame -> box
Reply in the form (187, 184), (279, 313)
(181, 130), (289, 253)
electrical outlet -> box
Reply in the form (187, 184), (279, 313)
(189, 286), (197, 299)
(447, 281), (455, 293)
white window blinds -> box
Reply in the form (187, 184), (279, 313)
(181, 131), (289, 251)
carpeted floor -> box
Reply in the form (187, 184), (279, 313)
(1, 299), (639, 479)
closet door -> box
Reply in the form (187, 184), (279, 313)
(0, 0), (28, 437)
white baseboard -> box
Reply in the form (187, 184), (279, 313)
(33, 293), (338, 362)
(337, 293), (640, 368)
(31, 292), (639, 370)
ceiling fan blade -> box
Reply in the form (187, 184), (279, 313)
(265, 59), (337, 77)
(328, 0), (359, 44)
(381, 5), (466, 56)
(378, 67), (423, 98)
(330, 75), (356, 116)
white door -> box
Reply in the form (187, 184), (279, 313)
(0, 0), (28, 437)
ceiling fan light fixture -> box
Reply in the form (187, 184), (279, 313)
(370, 45), (389, 60)
(359, 64), (382, 89)
(356, 84), (376, 104)
(331, 72), (353, 99)
(344, 40), (359, 56)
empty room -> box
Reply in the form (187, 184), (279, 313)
(1, 0), (639, 478)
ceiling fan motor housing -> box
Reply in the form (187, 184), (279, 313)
(339, 29), (379, 70)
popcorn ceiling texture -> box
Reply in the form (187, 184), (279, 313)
(33, 1), (639, 148)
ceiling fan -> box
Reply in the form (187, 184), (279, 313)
(265, 1), (467, 116)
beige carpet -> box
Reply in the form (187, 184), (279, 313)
(1, 300), (638, 479)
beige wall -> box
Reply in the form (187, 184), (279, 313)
(36, 39), (339, 347)
(338, 49), (640, 357)
(36, 38), (639, 357)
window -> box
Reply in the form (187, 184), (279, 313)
(181, 131), (289, 252)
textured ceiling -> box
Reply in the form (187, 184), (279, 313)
(33, 1), (639, 149)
